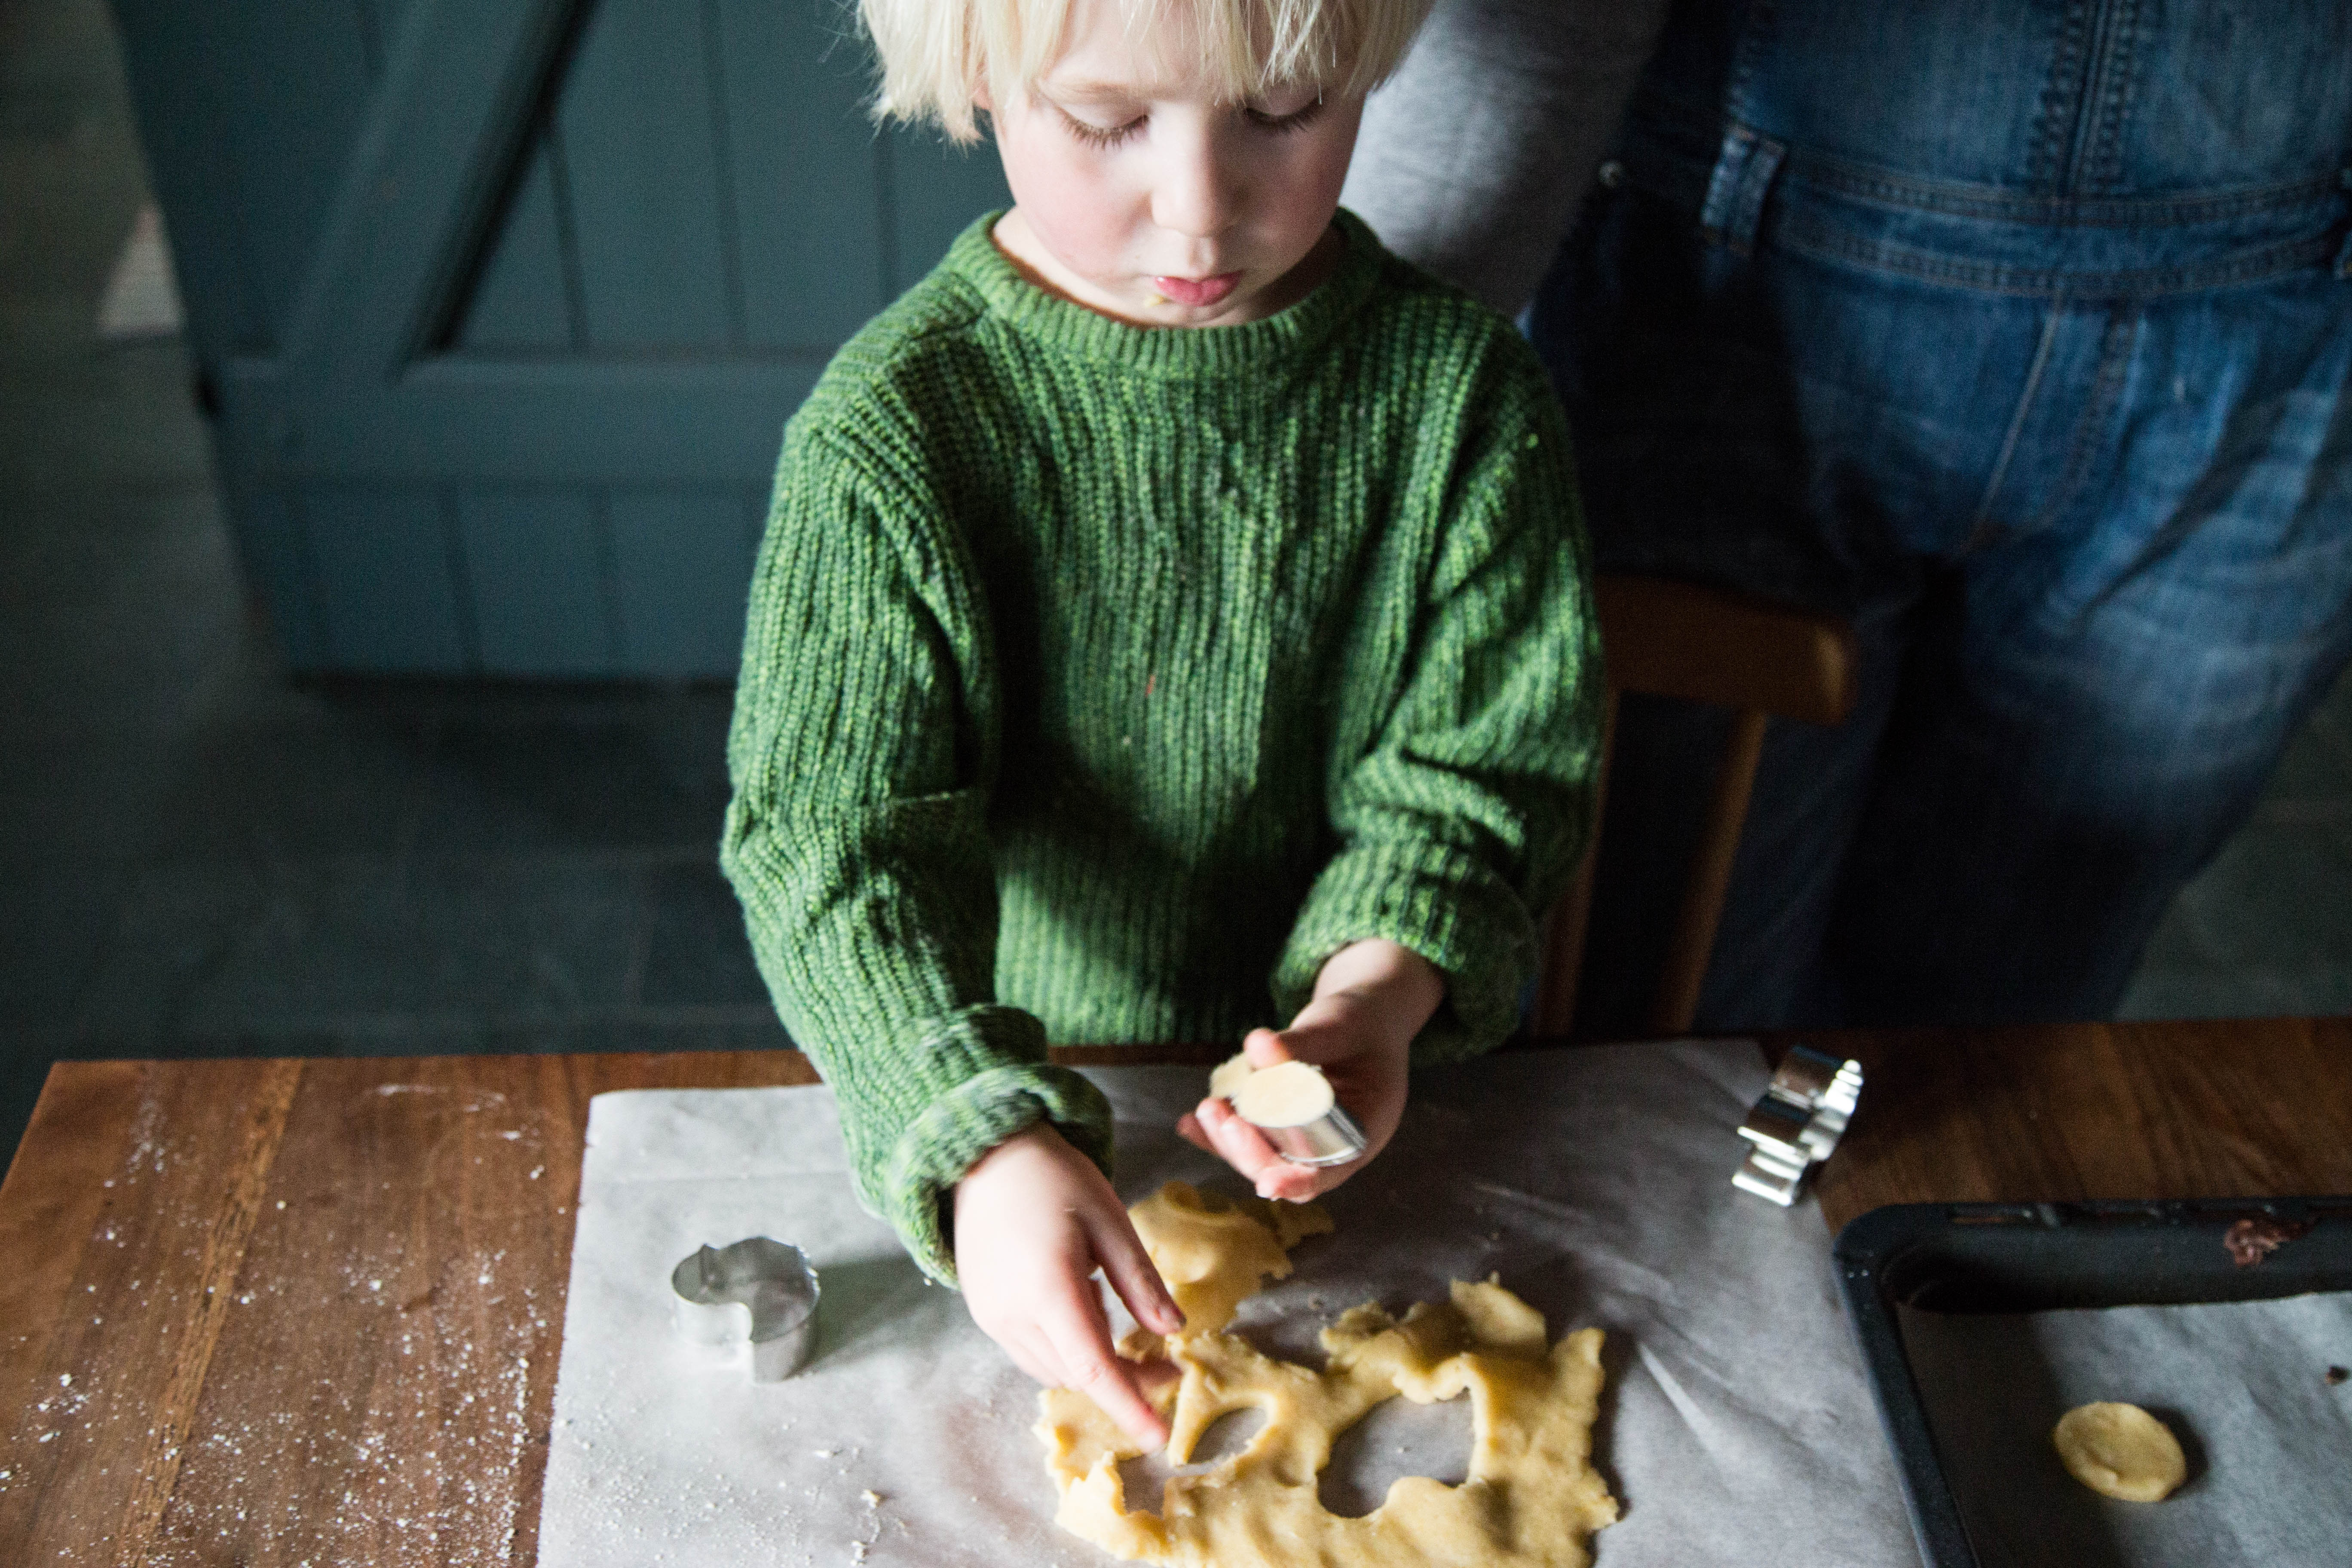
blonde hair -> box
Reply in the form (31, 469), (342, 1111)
(861, 0), (1432, 142)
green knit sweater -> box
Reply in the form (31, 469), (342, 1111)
(722, 211), (1603, 1285)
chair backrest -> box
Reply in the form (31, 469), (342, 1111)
(1532, 574), (1859, 1038)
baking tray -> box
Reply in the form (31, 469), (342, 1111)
(1833, 1196), (2352, 1568)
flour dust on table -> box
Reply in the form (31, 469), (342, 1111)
(539, 1045), (1916, 1566)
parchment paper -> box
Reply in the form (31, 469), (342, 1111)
(1899, 1294), (2352, 1567)
(538, 1041), (1916, 1566)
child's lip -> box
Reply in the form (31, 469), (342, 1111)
(1151, 272), (1242, 307)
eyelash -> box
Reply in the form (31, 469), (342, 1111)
(1057, 97), (1328, 148)
(1060, 112), (1143, 148)
(1248, 98), (1328, 135)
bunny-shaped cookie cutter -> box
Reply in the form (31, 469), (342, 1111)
(670, 1238), (821, 1381)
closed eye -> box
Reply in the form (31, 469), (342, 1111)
(1244, 96), (1327, 134)
(1058, 106), (1144, 147)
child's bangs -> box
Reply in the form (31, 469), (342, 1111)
(862, 0), (1430, 141)
(1122, 0), (1431, 103)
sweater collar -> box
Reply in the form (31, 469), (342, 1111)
(947, 209), (1384, 377)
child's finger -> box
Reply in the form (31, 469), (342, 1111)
(1088, 1212), (1185, 1337)
(1134, 1355), (1182, 1398)
(1196, 1095), (1277, 1173)
(1196, 1096), (1311, 1199)
(1240, 1026), (1294, 1069)
(1257, 1161), (1327, 1203)
(1005, 1334), (1064, 1392)
(1041, 1295), (1170, 1447)
(1176, 1108), (1216, 1153)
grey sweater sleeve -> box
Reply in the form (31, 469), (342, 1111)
(1341, 0), (1674, 317)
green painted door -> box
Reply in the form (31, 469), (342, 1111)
(110, 0), (1009, 676)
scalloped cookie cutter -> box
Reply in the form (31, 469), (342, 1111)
(670, 1238), (821, 1381)
(1732, 1044), (1863, 1206)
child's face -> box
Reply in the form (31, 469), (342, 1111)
(984, 0), (1365, 328)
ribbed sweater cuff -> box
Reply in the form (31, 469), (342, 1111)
(882, 1059), (1116, 1288)
(1274, 843), (1534, 1064)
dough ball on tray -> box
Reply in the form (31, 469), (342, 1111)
(2052, 1402), (2187, 1502)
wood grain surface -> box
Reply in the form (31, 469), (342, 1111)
(1796, 1017), (2352, 1233)
(0, 1023), (2343, 1565)
(0, 1050), (819, 1567)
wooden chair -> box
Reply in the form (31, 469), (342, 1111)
(1532, 574), (1859, 1038)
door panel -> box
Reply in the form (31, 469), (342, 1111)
(559, 0), (736, 349)
(457, 140), (574, 352)
(722, 0), (891, 348)
(890, 135), (1009, 295)
(358, 0), (423, 67)
(225, 484), (328, 668)
(112, 0), (1012, 677)
(303, 489), (469, 674)
(459, 490), (618, 676)
(610, 492), (765, 677)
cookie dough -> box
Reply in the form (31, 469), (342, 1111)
(1230, 1061), (1337, 1130)
(1036, 1182), (1618, 1567)
(2052, 1402), (2188, 1502)
(1208, 1053), (1257, 1104)
(1123, 1182), (1335, 1347)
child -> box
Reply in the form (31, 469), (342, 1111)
(722, 0), (1602, 1448)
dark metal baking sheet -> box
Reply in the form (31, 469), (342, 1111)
(1833, 1197), (2352, 1568)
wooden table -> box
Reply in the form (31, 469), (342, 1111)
(3, 1020), (2347, 1565)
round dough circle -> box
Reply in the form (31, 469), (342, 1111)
(1208, 1052), (1256, 1102)
(2052, 1402), (2187, 1502)
(1231, 1060), (1335, 1128)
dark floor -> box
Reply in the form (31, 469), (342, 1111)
(5, 0), (2351, 1171)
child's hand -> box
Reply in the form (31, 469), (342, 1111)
(952, 1122), (1186, 1447)
(1178, 939), (1443, 1204)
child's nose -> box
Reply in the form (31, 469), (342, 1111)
(1150, 133), (1240, 241)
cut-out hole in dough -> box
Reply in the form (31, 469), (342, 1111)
(1190, 1406), (1269, 1467)
(1317, 1390), (1473, 1519)
(1039, 1184), (1617, 1568)
(1117, 1409), (1270, 1516)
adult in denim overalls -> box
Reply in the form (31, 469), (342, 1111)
(1348, 0), (2352, 1030)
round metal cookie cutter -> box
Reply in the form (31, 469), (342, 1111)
(1211, 1054), (1368, 1168)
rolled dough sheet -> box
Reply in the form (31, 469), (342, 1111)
(537, 1041), (1914, 1566)
(1899, 1292), (2352, 1565)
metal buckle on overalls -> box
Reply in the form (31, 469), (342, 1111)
(1733, 1044), (1864, 1206)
